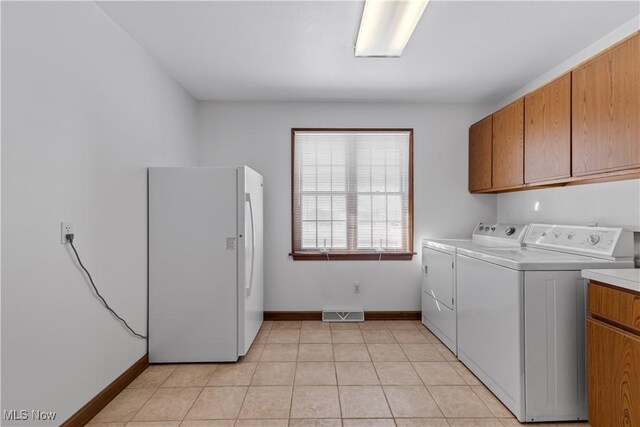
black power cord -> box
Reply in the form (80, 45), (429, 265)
(66, 233), (147, 339)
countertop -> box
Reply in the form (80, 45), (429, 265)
(582, 269), (640, 293)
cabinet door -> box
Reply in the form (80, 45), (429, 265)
(572, 33), (640, 176)
(525, 74), (571, 183)
(492, 98), (524, 189)
(586, 317), (640, 427)
(468, 116), (492, 192)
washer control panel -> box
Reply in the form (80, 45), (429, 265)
(473, 223), (527, 241)
(524, 224), (630, 258)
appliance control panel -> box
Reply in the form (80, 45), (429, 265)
(524, 224), (633, 259)
(473, 223), (527, 241)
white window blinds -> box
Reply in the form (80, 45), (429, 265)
(292, 130), (412, 256)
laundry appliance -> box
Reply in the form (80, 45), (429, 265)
(456, 223), (634, 422)
(421, 222), (528, 354)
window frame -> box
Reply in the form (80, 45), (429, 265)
(290, 128), (414, 261)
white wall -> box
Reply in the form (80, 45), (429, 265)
(497, 16), (640, 109)
(497, 180), (640, 230)
(495, 18), (640, 264)
(1, 3), (198, 424)
(497, 180), (640, 265)
(198, 101), (496, 311)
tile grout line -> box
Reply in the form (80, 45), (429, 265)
(156, 365), (180, 388)
(332, 335), (343, 422)
(125, 366), (177, 424)
(412, 322), (451, 420)
(229, 345), (263, 423)
(143, 365), (219, 423)
(287, 342), (299, 421)
(180, 385), (206, 424)
(231, 387), (251, 423)
(421, 324), (448, 412)
(366, 333), (395, 422)
(126, 388), (157, 423)
(389, 322), (426, 425)
(469, 381), (505, 419)
(98, 321), (539, 427)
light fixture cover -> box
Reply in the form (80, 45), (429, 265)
(355, 0), (429, 57)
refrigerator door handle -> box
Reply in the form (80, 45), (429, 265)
(245, 192), (256, 296)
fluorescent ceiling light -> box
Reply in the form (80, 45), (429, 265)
(355, 0), (429, 57)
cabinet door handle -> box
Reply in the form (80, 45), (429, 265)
(424, 266), (428, 275)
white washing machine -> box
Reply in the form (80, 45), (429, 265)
(456, 223), (635, 423)
(421, 222), (528, 353)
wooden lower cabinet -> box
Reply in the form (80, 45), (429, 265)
(589, 283), (640, 329)
(587, 315), (640, 426)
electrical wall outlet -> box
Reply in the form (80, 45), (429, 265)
(61, 222), (74, 243)
(353, 282), (361, 293)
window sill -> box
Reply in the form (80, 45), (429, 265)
(289, 252), (415, 261)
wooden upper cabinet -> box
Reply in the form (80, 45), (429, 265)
(468, 116), (492, 192)
(572, 33), (640, 176)
(524, 73), (571, 183)
(492, 98), (524, 189)
(466, 33), (639, 194)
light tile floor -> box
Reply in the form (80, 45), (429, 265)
(88, 320), (590, 427)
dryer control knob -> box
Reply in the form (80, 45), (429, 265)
(505, 227), (516, 236)
(587, 234), (600, 245)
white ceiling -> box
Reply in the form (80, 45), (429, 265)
(98, 1), (639, 103)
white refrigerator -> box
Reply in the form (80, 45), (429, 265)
(148, 166), (263, 363)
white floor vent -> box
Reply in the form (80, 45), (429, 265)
(322, 309), (364, 322)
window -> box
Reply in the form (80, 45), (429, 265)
(291, 129), (413, 260)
